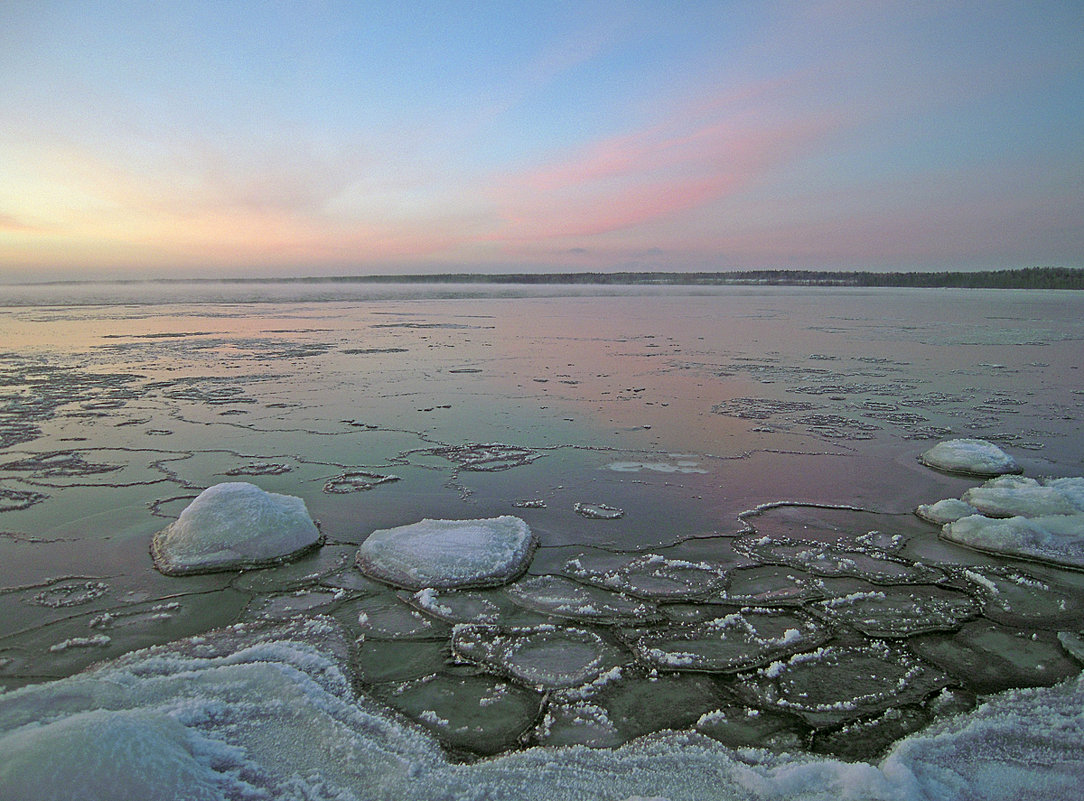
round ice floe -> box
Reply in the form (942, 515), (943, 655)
(811, 585), (978, 638)
(912, 620), (1081, 694)
(734, 642), (951, 728)
(452, 624), (624, 689)
(629, 608), (832, 673)
(564, 553), (728, 600)
(504, 575), (660, 623)
(941, 513), (1084, 570)
(915, 498), (978, 525)
(918, 438), (1020, 477)
(356, 516), (536, 590)
(151, 482), (322, 576)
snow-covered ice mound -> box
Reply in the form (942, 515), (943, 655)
(963, 476), (1084, 518)
(914, 498), (977, 525)
(918, 438), (1020, 477)
(942, 512), (1084, 570)
(915, 469), (1084, 569)
(1, 618), (1083, 801)
(356, 516), (536, 589)
(150, 482), (322, 576)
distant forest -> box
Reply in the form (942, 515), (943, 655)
(34, 266), (1083, 289)
(232, 266), (1082, 289)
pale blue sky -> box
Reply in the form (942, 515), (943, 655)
(1, 1), (1081, 278)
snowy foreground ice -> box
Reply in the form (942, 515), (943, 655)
(356, 516), (537, 589)
(151, 482), (322, 575)
(0, 617), (1080, 801)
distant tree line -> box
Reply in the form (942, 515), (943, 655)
(58, 266), (1083, 289)
(272, 266), (1082, 289)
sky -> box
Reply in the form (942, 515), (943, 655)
(1, 0), (1082, 280)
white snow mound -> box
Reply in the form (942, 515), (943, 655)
(963, 476), (1082, 518)
(914, 498), (978, 525)
(942, 513), (1084, 570)
(151, 482), (321, 576)
(356, 516), (536, 589)
(919, 439), (1020, 477)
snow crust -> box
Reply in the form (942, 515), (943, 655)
(918, 439), (1020, 477)
(151, 482), (321, 575)
(1, 618), (1081, 801)
(356, 516), (536, 589)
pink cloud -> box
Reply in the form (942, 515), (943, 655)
(489, 98), (838, 244)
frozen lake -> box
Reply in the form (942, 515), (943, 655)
(1, 283), (1082, 799)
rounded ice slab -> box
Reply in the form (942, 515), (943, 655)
(942, 513), (1084, 571)
(151, 482), (321, 576)
(919, 438), (1020, 477)
(356, 516), (536, 590)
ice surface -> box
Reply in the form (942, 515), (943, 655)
(736, 536), (943, 584)
(629, 608), (831, 672)
(564, 552), (728, 600)
(918, 438), (1020, 477)
(695, 704), (807, 752)
(912, 620), (1080, 694)
(408, 587), (503, 624)
(355, 516), (537, 590)
(718, 564), (822, 606)
(733, 641), (952, 728)
(452, 624), (625, 689)
(589, 672), (728, 744)
(1, 618), (1082, 801)
(957, 566), (1083, 626)
(150, 482), (322, 576)
(342, 594), (449, 639)
(810, 586), (978, 638)
(504, 575), (661, 623)
(377, 672), (541, 755)
(942, 512), (1084, 570)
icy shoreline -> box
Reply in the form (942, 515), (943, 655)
(0, 617), (1079, 801)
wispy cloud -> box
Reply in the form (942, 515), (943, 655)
(488, 90), (838, 243)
